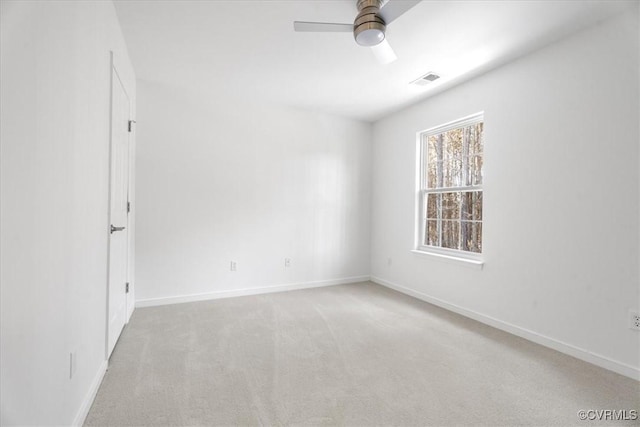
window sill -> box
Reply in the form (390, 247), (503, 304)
(410, 249), (484, 270)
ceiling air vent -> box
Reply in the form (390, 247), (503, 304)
(411, 72), (440, 86)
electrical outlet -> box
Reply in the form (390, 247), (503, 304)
(69, 351), (77, 379)
(284, 258), (291, 268)
(387, 257), (392, 267)
(230, 261), (237, 272)
(630, 311), (640, 331)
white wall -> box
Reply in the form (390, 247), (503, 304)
(371, 9), (640, 378)
(0, 1), (136, 425)
(135, 80), (371, 305)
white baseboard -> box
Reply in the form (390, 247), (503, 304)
(72, 359), (107, 426)
(371, 276), (640, 381)
(136, 276), (371, 308)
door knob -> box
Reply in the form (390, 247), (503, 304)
(110, 225), (125, 234)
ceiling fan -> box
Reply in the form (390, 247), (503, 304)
(293, 0), (421, 64)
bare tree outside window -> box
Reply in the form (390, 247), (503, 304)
(418, 114), (483, 256)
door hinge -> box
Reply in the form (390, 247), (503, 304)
(127, 201), (130, 213)
(128, 120), (136, 133)
(126, 282), (130, 293)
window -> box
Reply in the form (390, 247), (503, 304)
(417, 113), (484, 259)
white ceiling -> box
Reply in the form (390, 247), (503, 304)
(113, 0), (634, 122)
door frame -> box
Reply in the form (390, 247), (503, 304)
(105, 51), (135, 360)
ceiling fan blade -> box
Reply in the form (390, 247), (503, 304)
(371, 39), (397, 64)
(293, 21), (353, 32)
(378, 0), (421, 25)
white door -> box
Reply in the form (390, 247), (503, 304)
(107, 63), (130, 358)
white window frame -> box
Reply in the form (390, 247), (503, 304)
(414, 112), (484, 264)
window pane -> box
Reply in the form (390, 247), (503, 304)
(461, 221), (482, 253)
(441, 192), (460, 220)
(443, 129), (463, 187)
(462, 127), (471, 186)
(469, 123), (483, 185)
(443, 158), (462, 187)
(470, 154), (483, 185)
(461, 191), (482, 221)
(468, 123), (484, 156)
(445, 128), (464, 159)
(423, 135), (437, 188)
(473, 191), (483, 220)
(426, 193), (439, 219)
(425, 219), (439, 246)
(441, 220), (460, 250)
(427, 135), (441, 188)
(427, 161), (438, 189)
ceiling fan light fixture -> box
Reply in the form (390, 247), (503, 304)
(354, 21), (386, 46)
(354, 0), (385, 46)
(292, 0), (420, 63)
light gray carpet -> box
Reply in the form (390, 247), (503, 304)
(85, 282), (639, 426)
